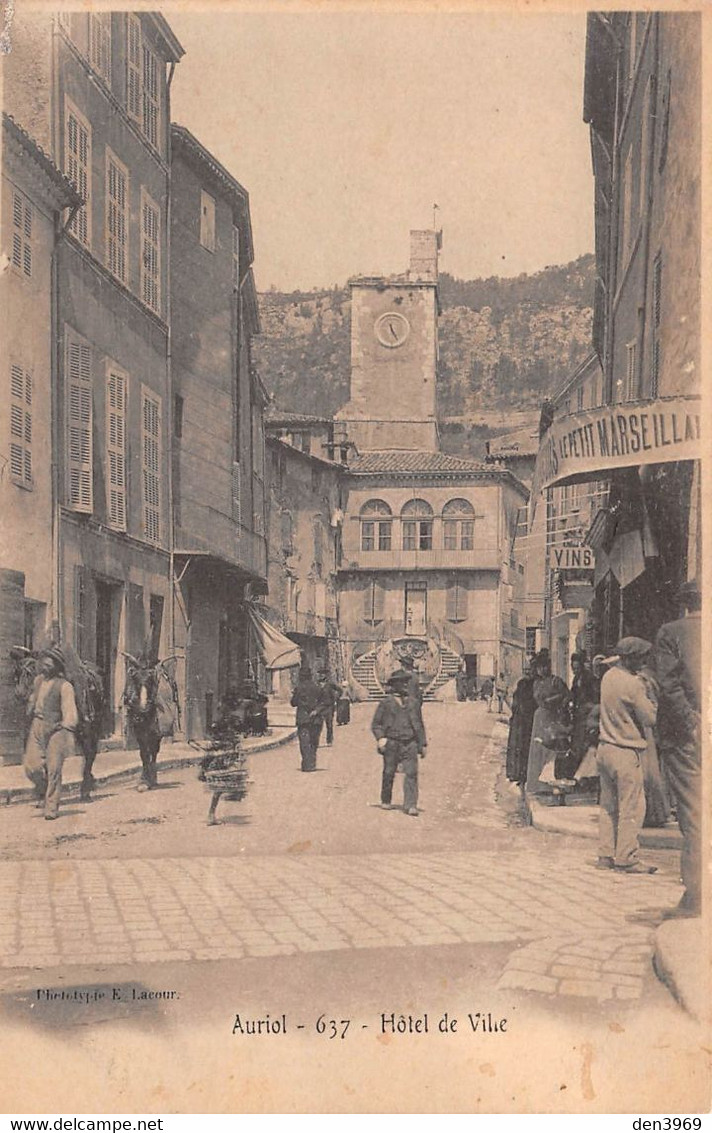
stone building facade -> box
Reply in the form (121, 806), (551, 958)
(170, 125), (267, 739)
(0, 114), (81, 759)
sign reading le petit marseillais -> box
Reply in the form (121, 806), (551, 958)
(533, 396), (701, 496)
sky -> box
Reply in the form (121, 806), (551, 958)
(169, 9), (594, 292)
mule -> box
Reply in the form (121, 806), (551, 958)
(122, 654), (163, 791)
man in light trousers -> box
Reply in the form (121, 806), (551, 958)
(23, 647), (78, 820)
(596, 636), (658, 874)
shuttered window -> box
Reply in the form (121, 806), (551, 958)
(106, 149), (128, 284)
(232, 225), (240, 288)
(140, 189), (160, 313)
(9, 363), (32, 487)
(65, 331), (93, 512)
(11, 189), (32, 277)
(141, 387), (161, 543)
(446, 580), (468, 623)
(89, 12), (112, 84)
(363, 580), (385, 624)
(142, 43), (160, 149)
(106, 364), (127, 531)
(126, 15), (142, 121)
(200, 190), (216, 252)
(232, 461), (241, 525)
(65, 99), (91, 247)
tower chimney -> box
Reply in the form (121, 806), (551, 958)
(409, 230), (439, 282)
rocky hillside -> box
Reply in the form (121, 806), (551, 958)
(254, 254), (595, 456)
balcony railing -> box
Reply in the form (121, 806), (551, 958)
(338, 547), (502, 571)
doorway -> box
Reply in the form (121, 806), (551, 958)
(95, 579), (121, 736)
(404, 581), (427, 636)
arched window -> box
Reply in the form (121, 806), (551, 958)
(360, 499), (392, 552)
(401, 498), (433, 551)
(442, 498), (475, 551)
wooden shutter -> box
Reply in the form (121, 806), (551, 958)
(74, 565), (88, 657)
(447, 581), (468, 622)
(363, 581), (373, 622)
(232, 225), (240, 288)
(200, 190), (216, 251)
(106, 365), (127, 530)
(232, 461), (241, 525)
(372, 582), (385, 622)
(89, 12), (111, 83)
(126, 15), (141, 120)
(106, 152), (128, 284)
(65, 101), (91, 246)
(142, 388), (161, 542)
(140, 191), (160, 313)
(11, 190), (32, 277)
(66, 333), (93, 512)
(142, 43), (159, 148)
(10, 363), (32, 485)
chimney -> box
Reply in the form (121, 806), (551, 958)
(409, 230), (439, 282)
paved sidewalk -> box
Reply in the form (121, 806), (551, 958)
(0, 719), (297, 806)
(0, 847), (682, 1005)
(524, 790), (683, 850)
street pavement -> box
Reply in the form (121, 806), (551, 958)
(0, 702), (686, 1001)
(2, 700), (708, 1113)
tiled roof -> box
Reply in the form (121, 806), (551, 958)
(3, 114), (82, 207)
(265, 408), (332, 426)
(348, 450), (494, 475)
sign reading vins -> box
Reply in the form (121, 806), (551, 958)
(552, 546), (594, 571)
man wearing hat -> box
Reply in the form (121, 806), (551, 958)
(596, 637), (658, 873)
(23, 648), (79, 820)
(290, 664), (324, 772)
(654, 579), (702, 917)
(371, 669), (427, 815)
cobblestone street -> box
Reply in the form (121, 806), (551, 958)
(0, 702), (683, 1007)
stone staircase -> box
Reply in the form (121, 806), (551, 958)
(422, 645), (462, 701)
(351, 645), (462, 701)
(351, 650), (384, 699)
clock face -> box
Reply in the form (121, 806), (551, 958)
(375, 311), (410, 349)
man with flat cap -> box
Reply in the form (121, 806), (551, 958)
(596, 636), (658, 873)
(655, 579), (702, 917)
(371, 669), (427, 815)
(23, 647), (78, 819)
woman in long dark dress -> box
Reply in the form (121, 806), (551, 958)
(505, 661), (536, 785)
(525, 652), (570, 794)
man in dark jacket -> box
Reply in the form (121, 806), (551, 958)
(371, 669), (427, 816)
(290, 665), (324, 772)
(655, 579), (702, 917)
(316, 671), (341, 745)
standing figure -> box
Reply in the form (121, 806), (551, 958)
(371, 669), (427, 816)
(316, 671), (341, 745)
(455, 664), (468, 703)
(480, 677), (494, 707)
(336, 681), (351, 726)
(23, 647), (78, 820)
(525, 652), (570, 794)
(655, 580), (702, 917)
(399, 653), (423, 705)
(505, 661), (536, 786)
(291, 665), (324, 772)
(558, 652), (599, 780)
(494, 672), (509, 714)
(596, 637), (658, 873)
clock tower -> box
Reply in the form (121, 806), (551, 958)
(336, 230), (440, 451)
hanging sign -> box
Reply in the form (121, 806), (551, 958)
(532, 396), (701, 501)
(552, 546), (594, 570)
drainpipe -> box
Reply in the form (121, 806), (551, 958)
(636, 14), (659, 399)
(166, 62), (176, 659)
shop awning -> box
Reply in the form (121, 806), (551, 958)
(246, 606), (302, 670)
(531, 395), (701, 513)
